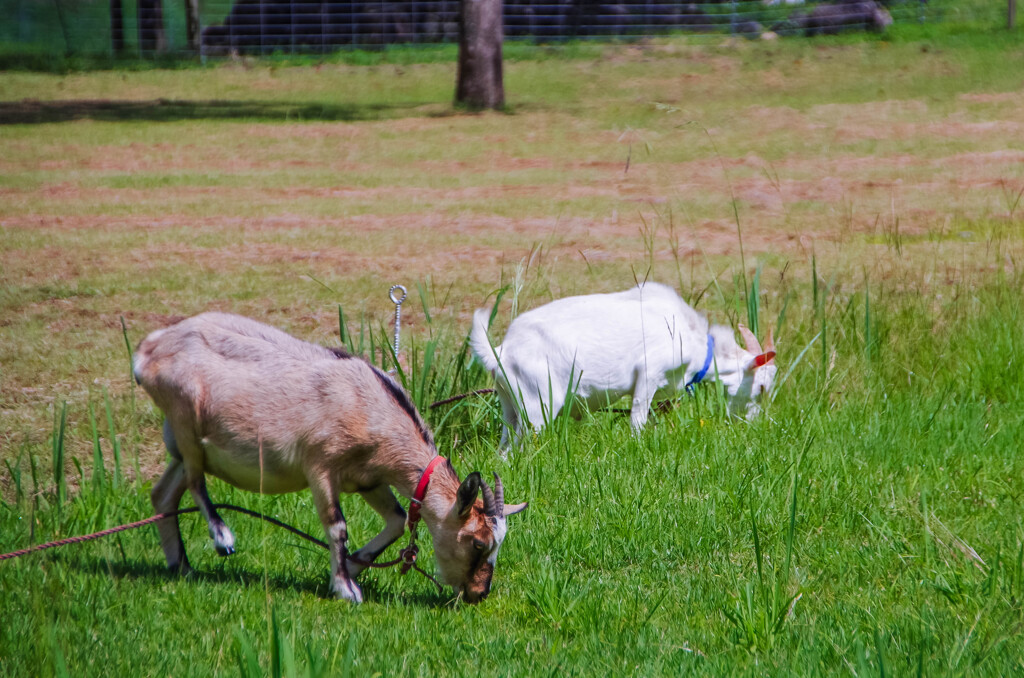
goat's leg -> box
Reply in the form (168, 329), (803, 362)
(629, 369), (656, 431)
(629, 393), (653, 430)
(517, 382), (550, 439)
(495, 386), (519, 452)
(347, 485), (407, 578)
(187, 474), (235, 556)
(165, 419), (236, 557)
(308, 477), (362, 602)
(511, 399), (542, 447)
(150, 455), (191, 573)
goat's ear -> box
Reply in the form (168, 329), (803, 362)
(503, 502), (529, 517)
(738, 324), (762, 354)
(746, 351), (776, 371)
(455, 472), (481, 519)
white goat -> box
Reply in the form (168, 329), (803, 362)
(470, 282), (777, 449)
(133, 312), (526, 603)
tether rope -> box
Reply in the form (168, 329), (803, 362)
(0, 503), (443, 591)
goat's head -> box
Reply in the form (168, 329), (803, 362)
(429, 472), (527, 604)
(737, 324), (777, 418)
(712, 324), (777, 419)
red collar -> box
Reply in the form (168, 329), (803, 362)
(407, 456), (446, 532)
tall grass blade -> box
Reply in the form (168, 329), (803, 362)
(874, 626), (888, 678)
(3, 459), (19, 506)
(29, 452), (42, 513)
(778, 469), (799, 608)
(921, 489), (931, 568)
(303, 642), (327, 678)
(1015, 539), (1024, 600)
(864, 272), (873, 361)
(750, 498), (764, 590)
(358, 311), (366, 356)
(416, 339), (437, 411)
(4, 446), (25, 504)
(119, 315), (133, 377)
(233, 629), (261, 678)
(487, 285), (510, 327)
(269, 607), (294, 678)
(50, 631), (71, 678)
(338, 303), (349, 349)
(746, 264), (761, 337)
(416, 281), (432, 327)
(771, 332), (820, 403)
(89, 401), (105, 494)
(52, 400), (68, 507)
(814, 260), (829, 380)
(103, 387), (122, 488)
(812, 255), (819, 317)
(340, 634), (358, 678)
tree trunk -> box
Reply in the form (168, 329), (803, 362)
(185, 0), (201, 52)
(138, 0), (168, 55)
(455, 0), (504, 110)
(110, 0), (125, 54)
(1010, 0), (1018, 29)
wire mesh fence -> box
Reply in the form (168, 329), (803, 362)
(0, 0), (1003, 58)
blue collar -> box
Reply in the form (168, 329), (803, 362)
(685, 335), (715, 392)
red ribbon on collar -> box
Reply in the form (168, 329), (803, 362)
(407, 456), (446, 532)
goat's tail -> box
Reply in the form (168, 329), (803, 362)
(469, 308), (500, 374)
(131, 328), (164, 386)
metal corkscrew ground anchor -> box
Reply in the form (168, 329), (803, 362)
(389, 284), (407, 369)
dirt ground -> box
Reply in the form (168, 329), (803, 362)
(2, 53), (1024, 475)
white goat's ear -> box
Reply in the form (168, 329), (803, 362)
(503, 502), (529, 517)
(738, 324), (762, 354)
(455, 472), (481, 519)
(746, 351), (777, 372)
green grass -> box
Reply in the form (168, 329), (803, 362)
(2, 22), (1024, 677)
(2, 263), (1023, 676)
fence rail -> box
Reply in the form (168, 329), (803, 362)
(0, 0), (991, 58)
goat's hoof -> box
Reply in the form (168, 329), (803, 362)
(168, 561), (194, 576)
(210, 526), (236, 556)
(334, 580), (364, 603)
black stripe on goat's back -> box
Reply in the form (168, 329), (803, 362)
(369, 365), (434, 447)
(328, 346), (354, 359)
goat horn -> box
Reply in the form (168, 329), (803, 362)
(481, 478), (497, 516)
(764, 326), (775, 353)
(737, 324), (762, 354)
(493, 473), (505, 517)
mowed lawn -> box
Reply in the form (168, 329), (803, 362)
(2, 26), (1024, 676)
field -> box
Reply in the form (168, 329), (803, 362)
(2, 23), (1024, 676)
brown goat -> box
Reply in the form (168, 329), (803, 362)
(132, 312), (526, 603)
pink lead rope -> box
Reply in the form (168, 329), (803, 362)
(0, 461), (451, 594)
